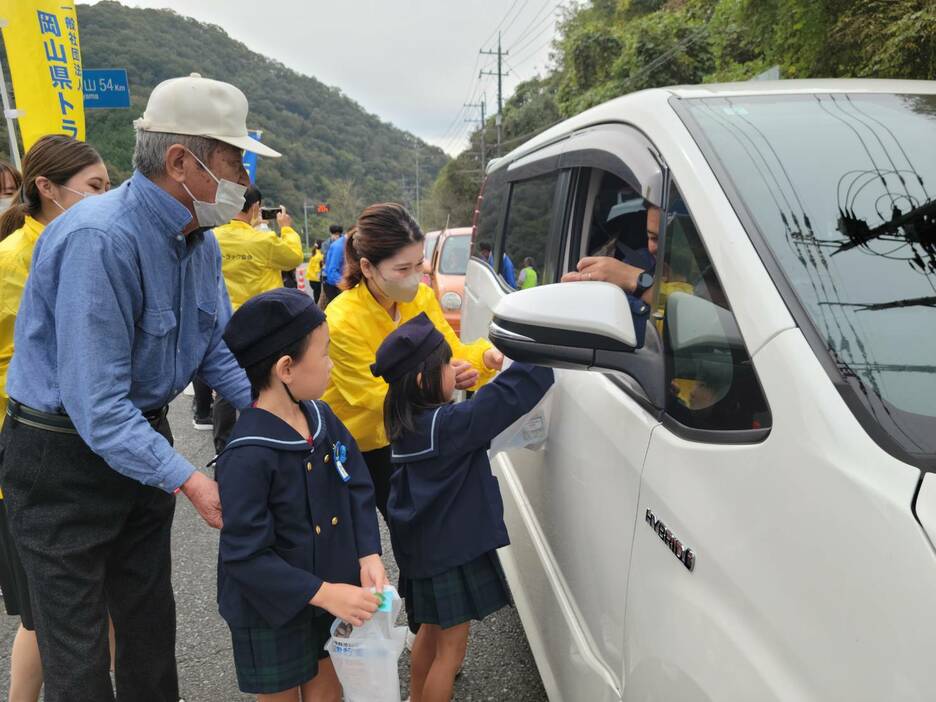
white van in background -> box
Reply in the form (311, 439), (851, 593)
(461, 80), (936, 701)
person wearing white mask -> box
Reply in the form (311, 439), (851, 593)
(0, 74), (278, 702)
(0, 134), (109, 702)
(322, 203), (505, 521)
(0, 160), (21, 213)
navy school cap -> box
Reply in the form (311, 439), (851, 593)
(371, 312), (446, 383)
(223, 288), (326, 368)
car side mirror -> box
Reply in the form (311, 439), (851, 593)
(488, 282), (665, 408)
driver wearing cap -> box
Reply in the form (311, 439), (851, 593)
(0, 73), (277, 701)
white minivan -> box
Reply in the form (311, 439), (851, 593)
(461, 80), (936, 701)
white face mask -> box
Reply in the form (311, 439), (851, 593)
(52, 185), (99, 213)
(369, 262), (421, 303)
(0, 196), (12, 212)
(181, 150), (246, 228)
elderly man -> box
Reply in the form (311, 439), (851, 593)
(0, 74), (278, 701)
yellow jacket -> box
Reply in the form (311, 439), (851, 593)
(212, 220), (304, 310)
(322, 282), (496, 452)
(307, 250), (324, 282)
(0, 216), (45, 429)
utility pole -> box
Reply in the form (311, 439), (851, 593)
(465, 93), (487, 178)
(480, 32), (508, 155)
(414, 140), (421, 225)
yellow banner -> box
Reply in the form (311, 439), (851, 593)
(0, 0), (85, 150)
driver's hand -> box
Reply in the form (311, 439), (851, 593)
(561, 256), (642, 294)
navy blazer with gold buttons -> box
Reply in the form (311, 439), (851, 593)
(216, 400), (381, 629)
(387, 362), (554, 580)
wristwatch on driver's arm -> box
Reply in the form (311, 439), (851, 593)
(633, 271), (654, 297)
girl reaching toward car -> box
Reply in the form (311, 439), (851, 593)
(371, 313), (553, 702)
(321, 203), (504, 520)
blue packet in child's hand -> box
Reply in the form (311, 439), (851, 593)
(372, 586), (394, 613)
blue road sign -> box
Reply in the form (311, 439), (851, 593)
(243, 130), (262, 183)
(83, 69), (131, 109)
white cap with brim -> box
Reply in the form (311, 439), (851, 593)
(133, 73), (281, 158)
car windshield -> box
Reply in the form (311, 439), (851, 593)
(425, 235), (439, 262)
(439, 235), (471, 275)
(682, 92), (936, 461)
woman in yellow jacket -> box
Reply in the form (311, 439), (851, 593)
(0, 135), (109, 702)
(322, 203), (504, 518)
(306, 241), (324, 302)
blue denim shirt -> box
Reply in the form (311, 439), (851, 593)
(322, 234), (345, 286)
(7, 171), (251, 492)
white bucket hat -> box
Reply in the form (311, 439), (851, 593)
(133, 73), (281, 158)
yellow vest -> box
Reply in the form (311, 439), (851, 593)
(212, 220), (304, 310)
(0, 216), (45, 429)
(322, 282), (496, 452)
(307, 250), (324, 282)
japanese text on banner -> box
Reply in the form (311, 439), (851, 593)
(0, 1), (85, 149)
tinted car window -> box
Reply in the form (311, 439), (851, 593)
(658, 186), (772, 433)
(502, 172), (561, 287)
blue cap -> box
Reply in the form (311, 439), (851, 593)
(223, 289), (326, 368)
(371, 313), (446, 383)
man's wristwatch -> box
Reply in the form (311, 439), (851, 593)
(633, 271), (654, 296)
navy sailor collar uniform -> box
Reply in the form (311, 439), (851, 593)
(387, 362), (554, 580)
(216, 399), (381, 629)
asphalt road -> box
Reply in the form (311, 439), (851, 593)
(0, 396), (548, 701)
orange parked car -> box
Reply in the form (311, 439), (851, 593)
(421, 230), (441, 285)
(428, 227), (472, 335)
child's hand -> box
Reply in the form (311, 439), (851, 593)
(452, 359), (480, 390)
(359, 554), (387, 594)
(310, 582), (379, 627)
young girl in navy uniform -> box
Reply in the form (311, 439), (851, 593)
(371, 313), (554, 702)
(217, 288), (387, 701)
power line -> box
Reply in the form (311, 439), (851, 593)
(510, 36), (556, 70)
(510, 5), (562, 56)
(508, 0), (563, 47)
(500, 0), (532, 37)
(436, 57), (495, 147)
(480, 0), (522, 49)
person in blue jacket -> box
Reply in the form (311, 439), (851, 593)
(217, 288), (387, 699)
(477, 240), (517, 288)
(370, 313), (554, 702)
(321, 224), (345, 305)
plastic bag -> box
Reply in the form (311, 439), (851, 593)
(325, 585), (408, 702)
(489, 359), (554, 455)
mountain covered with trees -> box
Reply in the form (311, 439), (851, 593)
(423, 0), (936, 230)
(0, 1), (449, 241)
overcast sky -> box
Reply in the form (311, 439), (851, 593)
(84, 0), (566, 155)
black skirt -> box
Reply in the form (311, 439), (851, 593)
(0, 496), (33, 630)
(399, 550), (512, 634)
(229, 613), (335, 694)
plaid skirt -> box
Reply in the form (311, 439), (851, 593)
(229, 613), (334, 694)
(399, 550), (512, 634)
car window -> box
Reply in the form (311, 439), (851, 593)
(439, 235), (471, 275)
(501, 172), (561, 288)
(475, 169), (507, 256)
(658, 185), (772, 432)
(581, 170), (649, 262)
(425, 235), (439, 263)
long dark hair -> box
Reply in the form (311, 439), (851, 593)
(0, 135), (102, 241)
(343, 202), (424, 289)
(383, 340), (453, 441)
(0, 160), (22, 199)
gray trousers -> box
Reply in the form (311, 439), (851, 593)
(0, 416), (179, 702)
